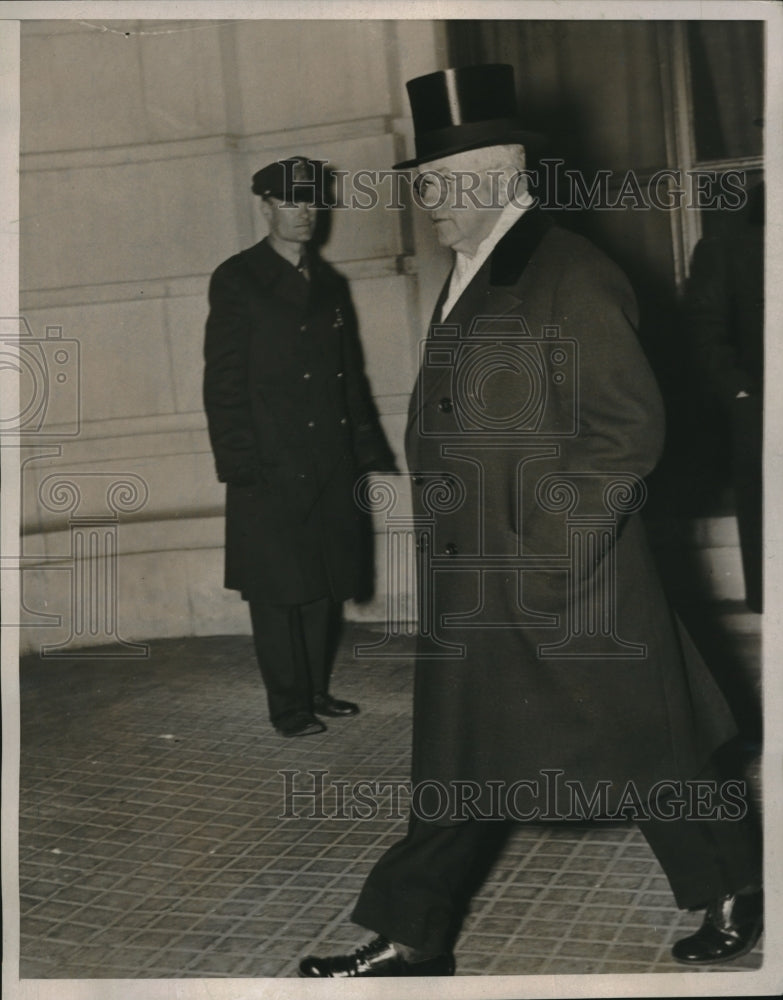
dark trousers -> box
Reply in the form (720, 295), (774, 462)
(352, 778), (761, 955)
(247, 594), (338, 723)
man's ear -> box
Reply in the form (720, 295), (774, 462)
(259, 197), (274, 225)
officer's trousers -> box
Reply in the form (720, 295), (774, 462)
(247, 594), (338, 723)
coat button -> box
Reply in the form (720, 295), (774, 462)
(303, 372), (311, 380)
(307, 420), (316, 428)
(297, 472), (307, 479)
(340, 417), (347, 425)
(300, 324), (307, 332)
(444, 543), (458, 556)
(336, 371), (344, 379)
(438, 397), (453, 413)
(412, 474), (424, 485)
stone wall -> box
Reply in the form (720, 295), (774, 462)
(17, 18), (745, 655)
(18, 19), (451, 653)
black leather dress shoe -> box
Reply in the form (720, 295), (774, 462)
(299, 936), (455, 977)
(672, 890), (763, 964)
(274, 711), (326, 738)
(312, 693), (359, 717)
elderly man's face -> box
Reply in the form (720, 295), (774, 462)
(414, 148), (511, 256)
(261, 197), (317, 245)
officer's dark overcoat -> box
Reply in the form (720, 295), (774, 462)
(406, 209), (737, 821)
(204, 238), (392, 605)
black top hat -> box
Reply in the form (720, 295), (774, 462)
(393, 64), (542, 169)
(251, 156), (328, 201)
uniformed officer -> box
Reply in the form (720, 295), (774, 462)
(203, 157), (395, 737)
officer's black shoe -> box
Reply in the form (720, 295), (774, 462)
(672, 890), (763, 964)
(313, 693), (359, 717)
(274, 711), (326, 738)
(299, 936), (455, 977)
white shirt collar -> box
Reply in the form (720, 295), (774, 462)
(441, 193), (534, 321)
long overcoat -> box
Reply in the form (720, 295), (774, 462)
(406, 208), (737, 822)
(204, 238), (392, 605)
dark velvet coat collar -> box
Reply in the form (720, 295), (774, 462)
(489, 205), (553, 288)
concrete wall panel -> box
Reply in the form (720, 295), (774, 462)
(21, 20), (228, 153)
(23, 299), (179, 423)
(233, 21), (391, 134)
(21, 152), (238, 290)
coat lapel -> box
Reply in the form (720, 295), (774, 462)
(244, 238), (308, 307)
(407, 269), (454, 427)
(429, 269), (453, 327)
(489, 205), (553, 287)
(406, 208), (554, 437)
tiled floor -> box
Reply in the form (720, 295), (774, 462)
(18, 615), (762, 978)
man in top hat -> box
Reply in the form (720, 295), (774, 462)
(298, 65), (762, 974)
(203, 157), (395, 738)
